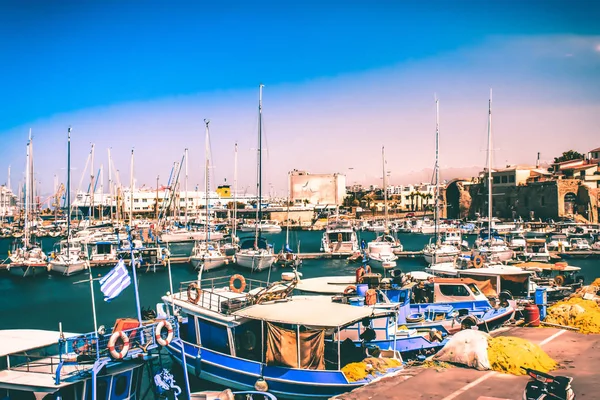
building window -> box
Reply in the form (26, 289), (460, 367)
(508, 175), (515, 183)
(501, 176), (508, 183)
(142, 199), (147, 202)
(133, 199), (139, 203)
(493, 176), (500, 184)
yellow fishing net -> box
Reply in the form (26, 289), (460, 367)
(341, 357), (402, 382)
(487, 336), (556, 375)
(545, 297), (600, 334)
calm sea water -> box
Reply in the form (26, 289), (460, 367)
(1, 230), (598, 332)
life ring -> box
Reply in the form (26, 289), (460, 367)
(365, 289), (377, 306)
(107, 331), (130, 360)
(473, 255), (484, 268)
(230, 274), (246, 293)
(155, 320), (174, 346)
(554, 275), (565, 286)
(187, 283), (201, 304)
(343, 285), (357, 295)
(406, 313), (424, 323)
(337, 233), (343, 242)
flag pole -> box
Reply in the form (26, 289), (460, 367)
(127, 226), (143, 323)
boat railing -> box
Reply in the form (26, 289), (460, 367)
(176, 276), (276, 315)
(7, 351), (62, 375)
(59, 316), (178, 366)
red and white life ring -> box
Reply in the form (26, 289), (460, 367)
(108, 331), (130, 359)
(155, 320), (174, 346)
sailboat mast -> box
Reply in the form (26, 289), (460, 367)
(204, 120), (210, 242)
(382, 146), (388, 229)
(90, 144), (95, 222)
(233, 142), (238, 243)
(487, 89), (493, 241)
(130, 149), (134, 223)
(434, 97), (440, 245)
(24, 130), (31, 247)
(67, 127), (72, 256)
(185, 147), (189, 225)
(254, 84), (264, 248)
(286, 171), (290, 247)
(108, 148), (113, 222)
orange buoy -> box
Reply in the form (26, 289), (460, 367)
(365, 289), (377, 306)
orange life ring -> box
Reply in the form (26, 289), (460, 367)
(230, 274), (246, 293)
(187, 283), (201, 304)
(343, 285), (357, 295)
(473, 255), (484, 268)
(108, 331), (130, 360)
(365, 289), (377, 306)
(337, 233), (343, 242)
(155, 320), (174, 346)
(554, 275), (565, 286)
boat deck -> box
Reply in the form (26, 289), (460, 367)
(335, 327), (600, 399)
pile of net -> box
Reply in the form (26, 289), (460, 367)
(341, 357), (402, 382)
(433, 330), (556, 375)
(545, 297), (600, 334)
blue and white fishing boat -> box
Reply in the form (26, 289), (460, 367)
(296, 270), (515, 335)
(0, 317), (177, 399)
(159, 275), (408, 399)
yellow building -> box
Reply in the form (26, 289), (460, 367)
(216, 185), (231, 198)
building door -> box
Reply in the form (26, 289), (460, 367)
(564, 192), (577, 215)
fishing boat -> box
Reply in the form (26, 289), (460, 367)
(321, 217), (359, 255)
(159, 274), (410, 399)
(189, 120), (227, 272)
(296, 273), (515, 334)
(522, 238), (551, 262)
(49, 127), (89, 276)
(0, 317), (175, 399)
(235, 85), (275, 272)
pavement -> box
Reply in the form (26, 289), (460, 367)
(336, 327), (600, 399)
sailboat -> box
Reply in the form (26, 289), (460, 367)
(221, 143), (240, 257)
(7, 131), (48, 278)
(423, 98), (460, 265)
(366, 146), (400, 270)
(235, 84), (275, 271)
(473, 90), (514, 263)
(276, 173), (301, 268)
(190, 119), (227, 272)
(49, 127), (88, 276)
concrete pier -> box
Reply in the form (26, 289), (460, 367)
(335, 327), (599, 399)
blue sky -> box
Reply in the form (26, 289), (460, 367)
(1, 1), (599, 196)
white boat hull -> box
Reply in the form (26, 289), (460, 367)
(235, 251), (274, 271)
(423, 252), (458, 264)
(190, 255), (227, 271)
(49, 260), (88, 276)
(7, 264), (48, 278)
(161, 231), (224, 243)
(475, 248), (514, 262)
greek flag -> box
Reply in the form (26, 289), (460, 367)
(99, 260), (131, 302)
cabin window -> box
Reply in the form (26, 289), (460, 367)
(493, 176), (500, 184)
(501, 176), (508, 183)
(509, 175), (515, 183)
(97, 243), (112, 254)
(198, 319), (230, 354)
(468, 284), (482, 296)
(439, 284), (470, 297)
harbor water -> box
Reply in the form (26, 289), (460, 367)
(1, 230), (598, 395)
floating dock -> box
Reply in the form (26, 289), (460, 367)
(336, 326), (599, 400)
